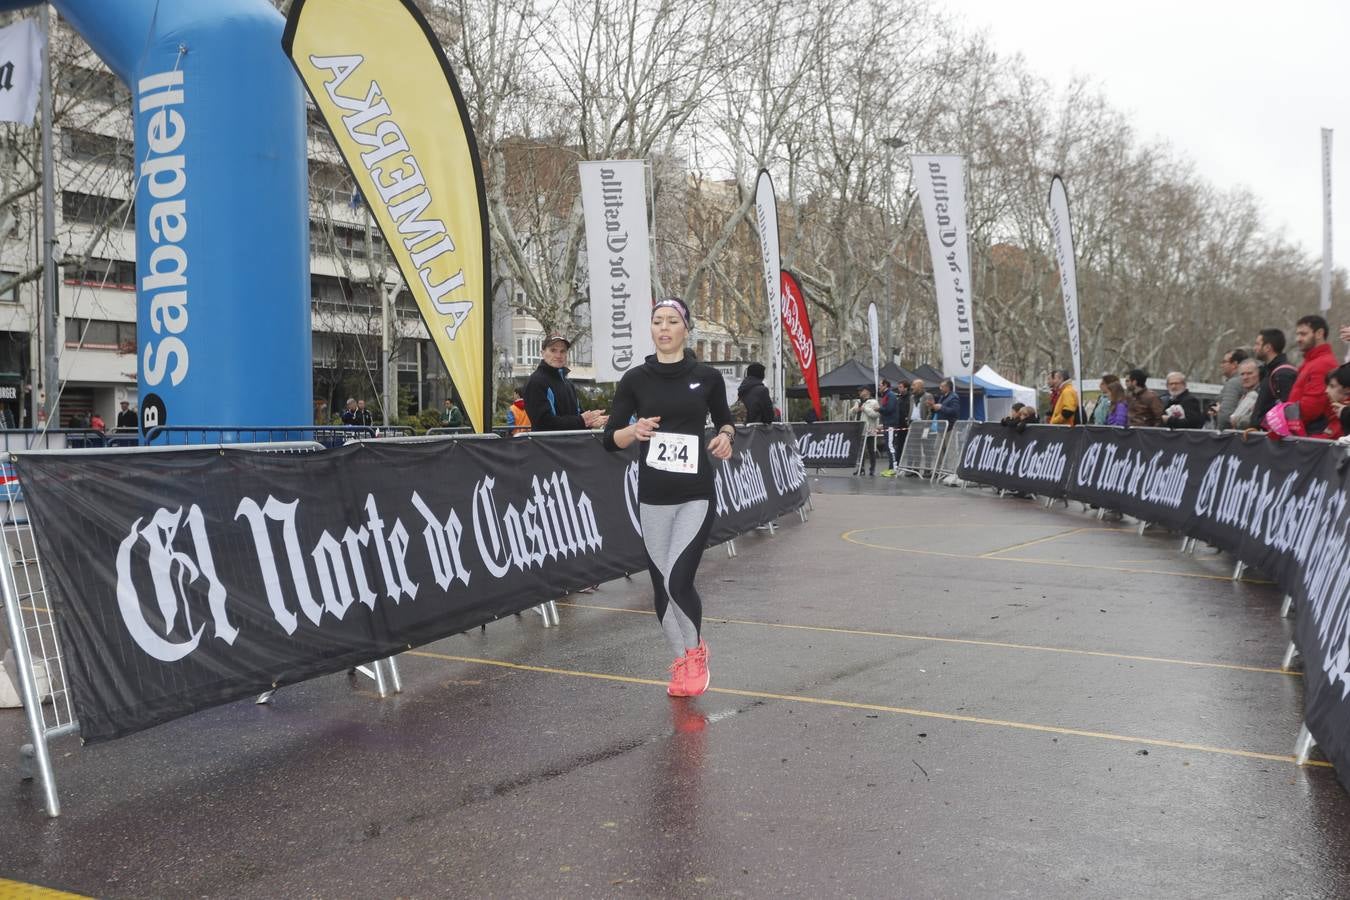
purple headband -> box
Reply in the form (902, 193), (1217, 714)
(652, 297), (692, 328)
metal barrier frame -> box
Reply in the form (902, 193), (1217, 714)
(1, 441), (405, 817)
(894, 420), (950, 479)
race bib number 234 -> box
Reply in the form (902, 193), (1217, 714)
(646, 431), (699, 475)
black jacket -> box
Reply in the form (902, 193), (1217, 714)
(1253, 354), (1298, 428)
(524, 361), (585, 431)
(1161, 390), (1205, 429)
(737, 374), (774, 425)
(878, 388), (909, 428)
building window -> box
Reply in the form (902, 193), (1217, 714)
(515, 338), (523, 360)
(63, 256), (136, 290)
(62, 191), (133, 227)
(61, 129), (133, 166)
(58, 67), (129, 106)
(65, 317), (136, 351)
(0, 271), (18, 304)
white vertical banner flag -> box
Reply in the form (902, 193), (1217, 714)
(0, 18), (42, 126)
(754, 169), (784, 408)
(580, 160), (654, 382)
(1322, 128), (1333, 313)
(867, 302), (880, 393)
(911, 155), (974, 379)
(1047, 175), (1082, 396)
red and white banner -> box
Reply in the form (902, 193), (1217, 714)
(1048, 175), (1082, 395)
(781, 270), (821, 418)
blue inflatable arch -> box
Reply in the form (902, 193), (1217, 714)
(0, 0), (309, 431)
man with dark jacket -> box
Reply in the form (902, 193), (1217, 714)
(1286, 314), (1338, 434)
(524, 334), (608, 431)
(1160, 372), (1205, 429)
(1252, 328), (1298, 428)
(737, 362), (774, 425)
(1125, 368), (1164, 427)
(877, 379), (909, 476)
(929, 378), (960, 426)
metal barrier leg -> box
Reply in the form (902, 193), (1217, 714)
(1232, 561), (1247, 581)
(1279, 595), (1294, 618)
(383, 657), (403, 694)
(533, 604), (552, 627)
(1281, 641), (1300, 671)
(726, 539), (737, 558)
(371, 657), (390, 698)
(1137, 520), (1149, 536)
(3, 592), (61, 817)
(798, 506), (808, 523)
(547, 600), (561, 627)
(1295, 723), (1317, 766)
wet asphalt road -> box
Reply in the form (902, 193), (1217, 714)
(1, 475), (1348, 898)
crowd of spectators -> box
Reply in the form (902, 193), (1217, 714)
(1019, 315), (1350, 442)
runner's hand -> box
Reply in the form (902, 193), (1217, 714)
(708, 432), (733, 460)
(633, 416), (661, 441)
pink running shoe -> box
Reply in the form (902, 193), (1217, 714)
(684, 640), (710, 696)
(666, 655), (692, 697)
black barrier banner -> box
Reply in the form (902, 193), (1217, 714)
(790, 420), (865, 468)
(14, 425), (808, 743)
(957, 423), (1084, 497)
(960, 423), (1350, 789)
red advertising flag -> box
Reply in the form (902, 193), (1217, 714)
(780, 270), (821, 418)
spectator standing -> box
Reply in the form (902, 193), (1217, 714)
(802, 406), (820, 424)
(927, 378), (960, 426)
(353, 399), (374, 427)
(116, 400), (137, 431)
(1161, 373), (1205, 429)
(1286, 315), (1339, 435)
(340, 398), (358, 426)
(849, 385), (881, 476)
(524, 334), (609, 432)
(1314, 364), (1350, 440)
(1252, 328), (1298, 427)
(1047, 369), (1079, 425)
(505, 388), (531, 434)
(737, 362), (774, 425)
(1105, 380), (1130, 426)
(90, 411), (106, 433)
(1125, 368), (1164, 427)
(1212, 348), (1249, 430)
(1228, 360), (1263, 429)
(877, 379), (909, 476)
(908, 378), (927, 423)
(1090, 375), (1121, 424)
(442, 396), (465, 427)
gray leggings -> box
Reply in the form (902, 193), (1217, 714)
(639, 500), (715, 657)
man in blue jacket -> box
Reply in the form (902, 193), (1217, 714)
(926, 378), (961, 426)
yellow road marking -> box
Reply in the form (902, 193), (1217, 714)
(0, 877), (88, 898)
(406, 650), (1331, 768)
(841, 527), (1274, 584)
(557, 602), (1299, 678)
(979, 527), (1094, 558)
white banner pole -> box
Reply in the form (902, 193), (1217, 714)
(911, 155), (974, 384)
(755, 170), (784, 418)
(1322, 128), (1333, 314)
(579, 160), (654, 382)
(1048, 175), (1083, 402)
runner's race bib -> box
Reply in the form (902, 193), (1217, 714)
(647, 431), (699, 474)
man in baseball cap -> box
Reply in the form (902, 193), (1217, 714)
(524, 333), (608, 431)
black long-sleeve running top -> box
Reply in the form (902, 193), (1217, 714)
(603, 350), (734, 505)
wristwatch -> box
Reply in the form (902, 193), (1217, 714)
(719, 426), (735, 444)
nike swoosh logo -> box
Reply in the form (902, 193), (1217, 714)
(689, 382), (701, 389)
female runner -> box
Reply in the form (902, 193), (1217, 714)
(603, 297), (735, 697)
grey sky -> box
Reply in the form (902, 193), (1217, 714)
(944, 0), (1350, 270)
